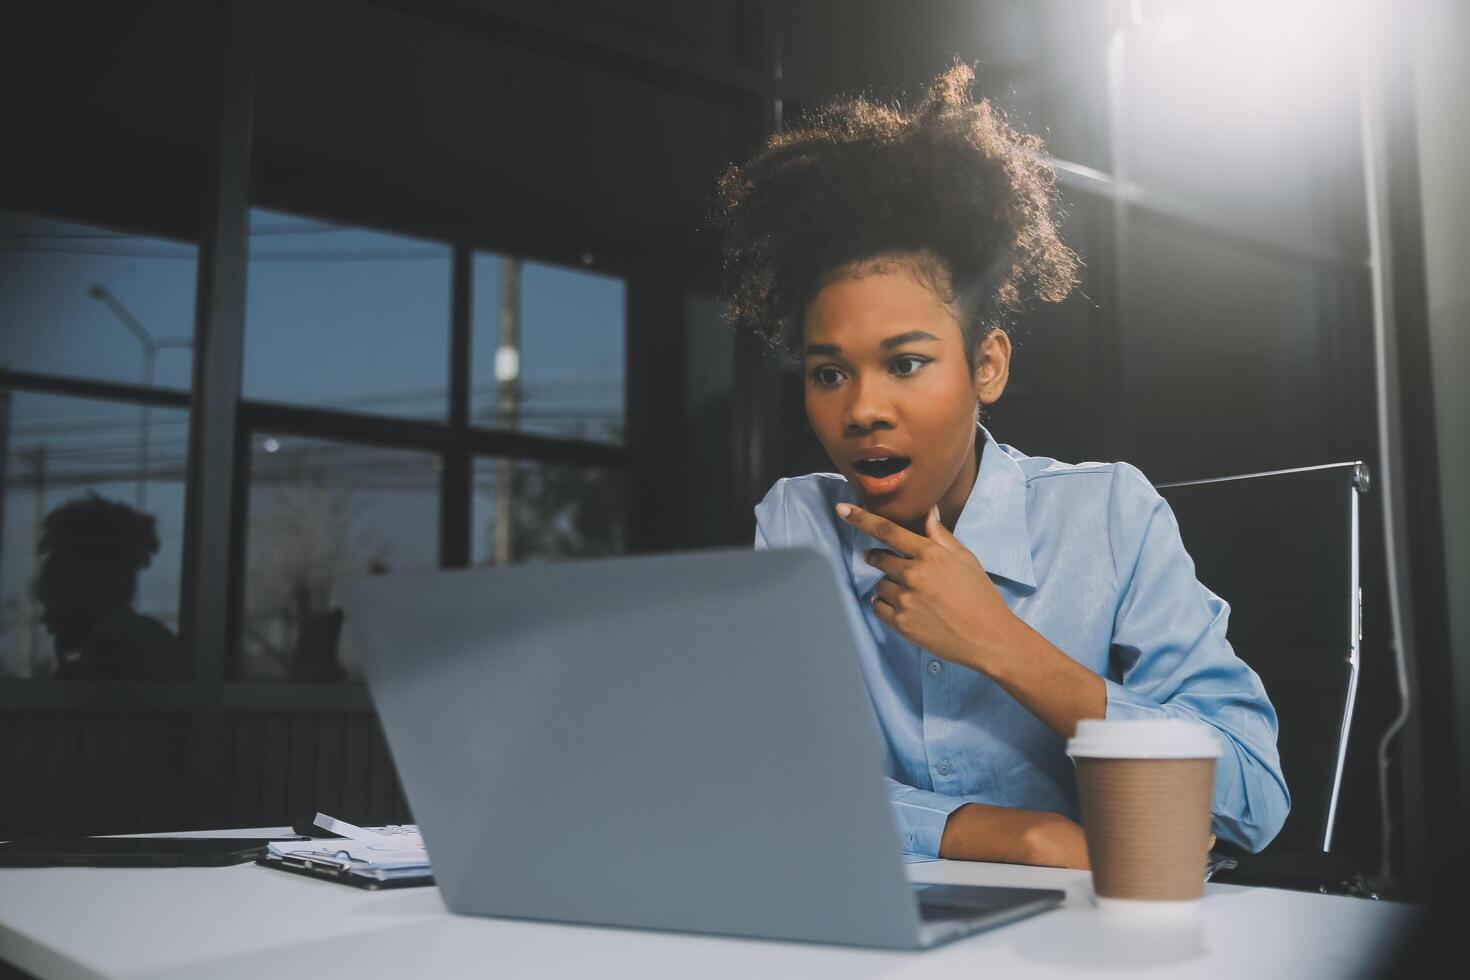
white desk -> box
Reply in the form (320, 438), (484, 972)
(0, 829), (1423, 980)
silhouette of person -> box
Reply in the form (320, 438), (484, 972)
(36, 493), (181, 680)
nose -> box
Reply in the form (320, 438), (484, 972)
(843, 373), (895, 434)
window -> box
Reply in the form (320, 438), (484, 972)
(0, 210), (196, 681)
(472, 457), (628, 566)
(242, 209), (452, 419)
(0, 392), (189, 679)
(231, 209), (634, 682)
(471, 255), (626, 444)
(238, 435), (441, 682)
(0, 211), (196, 389)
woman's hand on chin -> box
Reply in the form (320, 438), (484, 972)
(837, 501), (1021, 673)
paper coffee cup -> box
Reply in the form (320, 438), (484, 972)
(1067, 719), (1222, 916)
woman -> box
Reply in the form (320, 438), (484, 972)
(38, 493), (180, 680)
(715, 64), (1289, 867)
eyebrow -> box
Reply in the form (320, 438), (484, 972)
(800, 330), (942, 358)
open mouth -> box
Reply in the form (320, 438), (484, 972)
(853, 456), (912, 479)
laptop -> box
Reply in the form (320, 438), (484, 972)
(342, 547), (1064, 949)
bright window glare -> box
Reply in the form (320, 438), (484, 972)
(1120, 0), (1370, 241)
(1156, 9), (1191, 45)
(1137, 0), (1366, 81)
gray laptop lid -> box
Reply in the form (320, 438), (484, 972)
(344, 547), (924, 948)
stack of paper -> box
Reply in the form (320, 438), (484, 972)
(264, 813), (431, 884)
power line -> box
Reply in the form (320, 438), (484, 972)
(0, 244), (197, 260)
(1, 243), (455, 262)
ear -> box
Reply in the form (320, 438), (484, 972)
(973, 328), (1012, 405)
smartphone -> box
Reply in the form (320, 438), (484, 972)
(0, 836), (290, 867)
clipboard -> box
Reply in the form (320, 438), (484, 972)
(256, 849), (434, 890)
(255, 813), (435, 890)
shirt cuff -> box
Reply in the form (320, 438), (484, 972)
(1103, 678), (1168, 721)
(888, 783), (971, 858)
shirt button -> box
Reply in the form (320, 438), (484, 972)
(936, 763), (950, 776)
(927, 660), (942, 675)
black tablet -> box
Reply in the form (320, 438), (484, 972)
(0, 836), (294, 867)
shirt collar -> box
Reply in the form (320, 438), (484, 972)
(847, 424), (1037, 597)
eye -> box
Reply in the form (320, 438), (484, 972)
(891, 355), (930, 377)
(809, 365), (846, 388)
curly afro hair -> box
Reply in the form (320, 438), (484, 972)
(39, 493), (160, 570)
(37, 493), (160, 614)
(714, 62), (1079, 365)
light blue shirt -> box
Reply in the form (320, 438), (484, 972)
(754, 426), (1289, 857)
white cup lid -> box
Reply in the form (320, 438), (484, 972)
(1067, 719), (1223, 760)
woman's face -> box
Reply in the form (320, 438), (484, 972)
(801, 265), (1008, 530)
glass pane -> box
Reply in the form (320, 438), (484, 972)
(0, 390), (188, 679)
(239, 435), (440, 682)
(471, 255), (625, 444)
(243, 208), (452, 419)
(472, 458), (628, 566)
(0, 211), (197, 389)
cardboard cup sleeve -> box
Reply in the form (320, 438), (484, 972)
(1075, 756), (1216, 901)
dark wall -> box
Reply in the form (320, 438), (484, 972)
(1, 709), (410, 837)
(223, 713), (411, 829)
(252, 0), (745, 257)
(1, 713), (188, 837)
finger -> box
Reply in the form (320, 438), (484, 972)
(923, 505), (959, 551)
(863, 548), (909, 583)
(835, 503), (929, 556)
(874, 577), (904, 608)
(1207, 834), (1217, 852)
(871, 592), (898, 628)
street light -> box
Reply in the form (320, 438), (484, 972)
(84, 284), (193, 510)
(494, 257), (521, 565)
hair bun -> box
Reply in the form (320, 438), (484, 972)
(713, 60), (1078, 359)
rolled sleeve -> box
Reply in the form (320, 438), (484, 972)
(1106, 463), (1292, 852)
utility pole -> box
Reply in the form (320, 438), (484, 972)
(494, 257), (522, 565)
